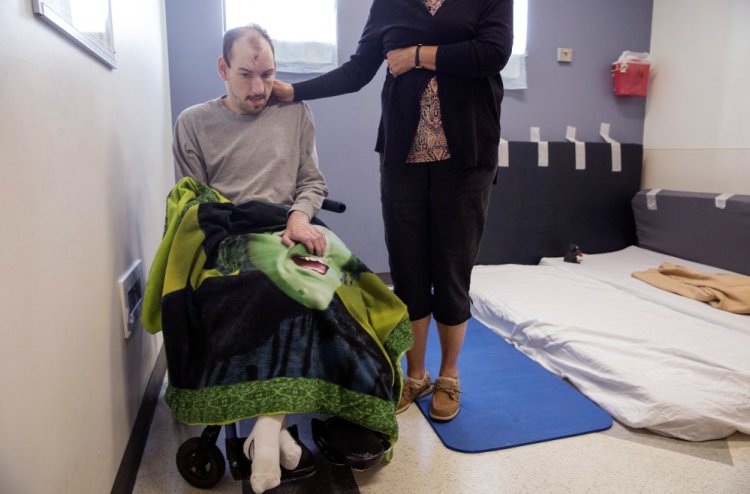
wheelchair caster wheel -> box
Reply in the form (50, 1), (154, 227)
(176, 437), (226, 488)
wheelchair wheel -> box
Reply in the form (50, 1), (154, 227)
(176, 437), (227, 488)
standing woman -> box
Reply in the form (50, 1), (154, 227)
(274, 0), (513, 421)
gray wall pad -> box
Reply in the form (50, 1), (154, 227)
(632, 190), (750, 275)
(476, 142), (642, 265)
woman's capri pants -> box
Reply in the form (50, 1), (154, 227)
(380, 158), (496, 326)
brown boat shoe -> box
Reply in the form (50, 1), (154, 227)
(397, 372), (433, 414)
(429, 376), (460, 421)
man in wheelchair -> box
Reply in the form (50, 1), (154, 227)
(143, 24), (411, 493)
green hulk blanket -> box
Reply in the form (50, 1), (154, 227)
(142, 177), (412, 449)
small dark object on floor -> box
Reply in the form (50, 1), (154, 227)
(564, 244), (584, 264)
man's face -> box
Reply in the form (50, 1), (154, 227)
(219, 34), (276, 115)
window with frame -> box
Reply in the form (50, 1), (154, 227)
(223, 0), (338, 73)
(501, 0), (528, 89)
(224, 0), (527, 81)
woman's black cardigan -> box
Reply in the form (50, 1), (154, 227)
(292, 0), (513, 170)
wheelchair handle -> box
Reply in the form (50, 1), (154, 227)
(321, 199), (346, 213)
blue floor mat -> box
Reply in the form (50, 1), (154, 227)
(414, 318), (612, 453)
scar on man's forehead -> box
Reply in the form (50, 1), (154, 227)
(243, 33), (267, 51)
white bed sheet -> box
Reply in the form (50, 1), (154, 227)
(539, 246), (750, 336)
(470, 260), (750, 441)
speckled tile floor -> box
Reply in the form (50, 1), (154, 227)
(135, 379), (750, 494)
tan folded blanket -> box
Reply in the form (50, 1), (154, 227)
(632, 262), (750, 315)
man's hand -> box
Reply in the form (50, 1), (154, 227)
(282, 210), (326, 256)
(272, 80), (294, 103)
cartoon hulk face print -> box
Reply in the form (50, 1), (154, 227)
(248, 227), (353, 310)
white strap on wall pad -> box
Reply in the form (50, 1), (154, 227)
(715, 192), (734, 209)
(646, 189), (662, 210)
(530, 127), (548, 167)
(565, 126), (586, 170)
(498, 138), (509, 167)
(599, 122), (622, 172)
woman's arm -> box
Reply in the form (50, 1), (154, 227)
(274, 4), (386, 103)
(386, 0), (513, 79)
(436, 0), (513, 77)
(386, 44), (436, 77)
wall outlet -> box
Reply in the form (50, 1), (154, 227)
(557, 47), (573, 63)
(118, 259), (144, 339)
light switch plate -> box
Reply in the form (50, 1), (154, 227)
(557, 47), (573, 63)
(118, 259), (143, 339)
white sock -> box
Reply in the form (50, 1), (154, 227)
(279, 427), (302, 470)
(243, 415), (284, 493)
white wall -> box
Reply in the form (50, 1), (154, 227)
(0, 0), (173, 492)
(643, 0), (750, 193)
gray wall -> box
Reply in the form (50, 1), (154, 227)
(502, 0), (652, 143)
(165, 0), (652, 272)
(2, 0), (173, 491)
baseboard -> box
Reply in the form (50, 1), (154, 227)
(111, 345), (167, 494)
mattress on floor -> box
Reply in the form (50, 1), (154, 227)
(470, 254), (750, 441)
(539, 246), (750, 336)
